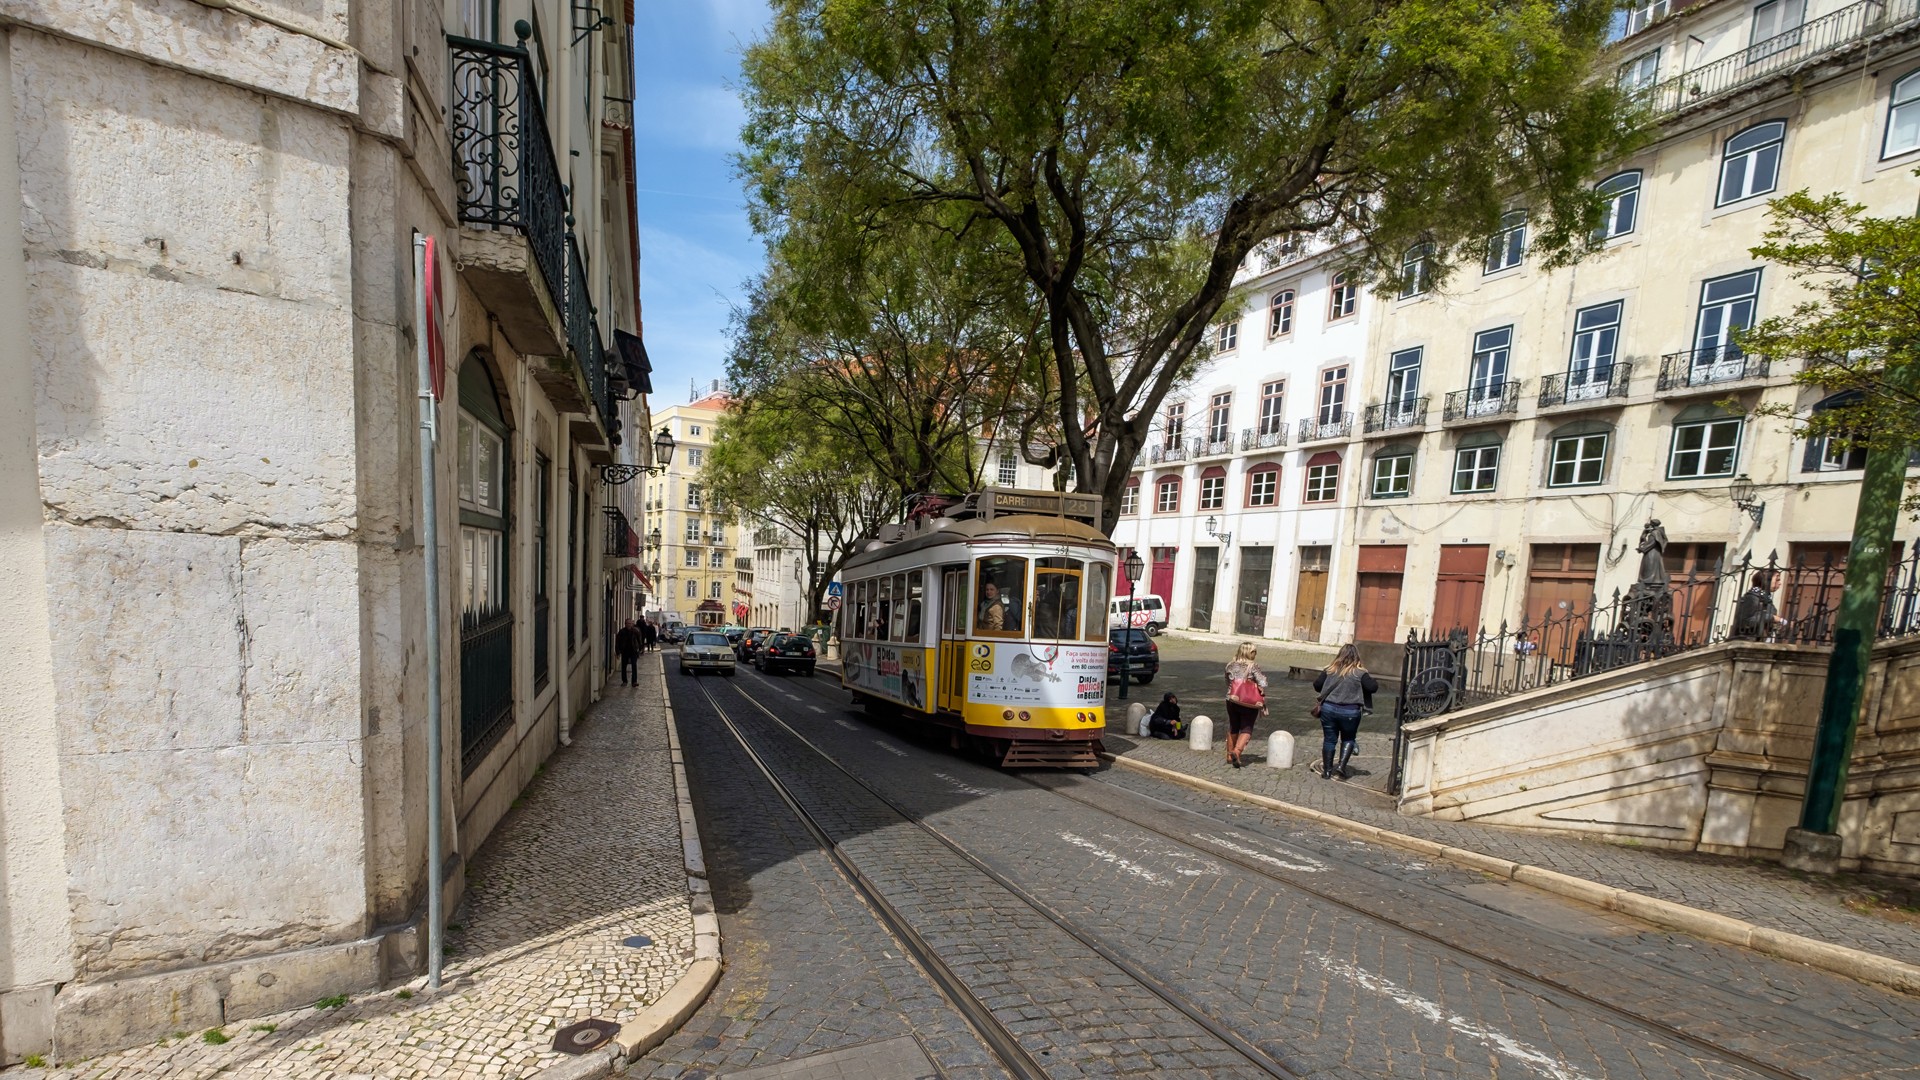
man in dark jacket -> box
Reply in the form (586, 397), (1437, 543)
(1733, 568), (1783, 641)
(616, 619), (643, 684)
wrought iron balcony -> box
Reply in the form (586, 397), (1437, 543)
(1656, 348), (1769, 392)
(1239, 425), (1288, 452)
(1298, 413), (1353, 443)
(604, 506), (639, 559)
(603, 94), (633, 130)
(1442, 381), (1521, 423)
(1362, 397), (1429, 435)
(1539, 363), (1633, 408)
(1641, 0), (1919, 119)
(1148, 439), (1191, 464)
(1193, 434), (1234, 458)
(735, 557), (754, 571)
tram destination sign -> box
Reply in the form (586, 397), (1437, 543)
(975, 489), (1101, 524)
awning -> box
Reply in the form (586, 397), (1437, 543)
(614, 330), (653, 394)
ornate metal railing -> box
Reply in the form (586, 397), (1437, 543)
(603, 94), (633, 129)
(1148, 440), (1191, 464)
(1240, 425), (1288, 451)
(1392, 545), (1920, 772)
(1193, 435), (1234, 458)
(532, 596), (551, 692)
(1539, 363), (1633, 408)
(1657, 347), (1770, 391)
(735, 557), (754, 571)
(605, 506), (637, 559)
(1298, 413), (1352, 442)
(459, 604), (516, 775)
(1642, 0), (1920, 118)
(1363, 398), (1429, 434)
(449, 36), (567, 308)
(1442, 381), (1521, 423)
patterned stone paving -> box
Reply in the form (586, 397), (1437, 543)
(42, 657), (693, 1079)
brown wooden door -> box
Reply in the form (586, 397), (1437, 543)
(1524, 543), (1599, 636)
(1354, 545), (1407, 642)
(1782, 540), (1907, 639)
(1432, 544), (1489, 633)
(1294, 546), (1329, 641)
(1664, 542), (1725, 644)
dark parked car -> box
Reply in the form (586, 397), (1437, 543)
(1107, 628), (1158, 684)
(755, 632), (817, 676)
(738, 627), (776, 662)
(722, 626), (746, 649)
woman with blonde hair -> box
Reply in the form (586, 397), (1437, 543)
(1312, 643), (1378, 780)
(1221, 641), (1268, 768)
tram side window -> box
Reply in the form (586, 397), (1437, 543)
(974, 556), (1026, 635)
(876, 575), (892, 642)
(1083, 561), (1113, 641)
(1034, 557), (1083, 640)
(889, 573), (909, 640)
(906, 571), (924, 641)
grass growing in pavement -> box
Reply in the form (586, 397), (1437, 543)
(313, 995), (348, 1010)
(202, 1029), (230, 1045)
(251, 1024), (278, 1034)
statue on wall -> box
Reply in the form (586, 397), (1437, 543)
(1626, 518), (1674, 652)
(1635, 519), (1669, 589)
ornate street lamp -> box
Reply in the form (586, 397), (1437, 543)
(599, 426), (678, 485)
(1118, 549), (1145, 700)
(1730, 474), (1765, 526)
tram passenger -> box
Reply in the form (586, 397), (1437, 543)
(978, 581), (1006, 632)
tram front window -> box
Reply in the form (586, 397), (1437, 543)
(1034, 557), (1083, 641)
(974, 556), (1025, 635)
(1083, 561), (1112, 642)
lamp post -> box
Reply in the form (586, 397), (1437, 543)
(1730, 474), (1765, 527)
(1118, 549), (1144, 700)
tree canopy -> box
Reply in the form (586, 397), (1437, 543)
(738, 0), (1642, 533)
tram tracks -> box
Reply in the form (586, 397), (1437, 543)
(714, 662), (1919, 1080)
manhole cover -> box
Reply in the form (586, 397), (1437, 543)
(553, 1018), (621, 1055)
(621, 934), (654, 947)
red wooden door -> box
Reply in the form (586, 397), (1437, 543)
(1149, 547), (1177, 603)
(1432, 544), (1489, 633)
(1354, 545), (1407, 642)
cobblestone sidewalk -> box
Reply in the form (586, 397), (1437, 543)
(1101, 717), (1920, 970)
(42, 657), (695, 1079)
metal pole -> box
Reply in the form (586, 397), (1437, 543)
(414, 235), (445, 989)
(1119, 576), (1134, 700)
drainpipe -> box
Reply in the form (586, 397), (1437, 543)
(414, 234), (445, 989)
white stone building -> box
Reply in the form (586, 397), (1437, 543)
(0, 0), (650, 1062)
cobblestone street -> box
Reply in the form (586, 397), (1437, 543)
(36, 662), (694, 1080)
(637, 657), (1920, 1079)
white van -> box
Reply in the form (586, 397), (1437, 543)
(1108, 595), (1167, 635)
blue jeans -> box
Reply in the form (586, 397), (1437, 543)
(1320, 702), (1364, 755)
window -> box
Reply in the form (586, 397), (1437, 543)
(1717, 121), (1785, 206)
(1199, 467), (1226, 510)
(1618, 51), (1659, 94)
(1484, 210), (1526, 274)
(686, 447), (704, 468)
(1258, 381), (1286, 435)
(710, 550), (725, 569)
(1163, 402), (1186, 449)
(1032, 557), (1083, 640)
(1217, 320), (1239, 352)
(1803, 392), (1869, 472)
(997, 449), (1018, 486)
(1208, 392), (1232, 444)
(685, 519), (702, 543)
(1155, 475), (1181, 513)
(1669, 416), (1743, 479)
(1121, 477), (1140, 515)
(1328, 272), (1356, 319)
(688, 423), (702, 436)
(1453, 443), (1501, 494)
(457, 419), (504, 516)
(1317, 366), (1348, 425)
(711, 580), (724, 599)
(1886, 71), (1920, 158)
(1246, 464), (1279, 507)
(1400, 242), (1435, 298)
(1385, 348), (1422, 414)
(1371, 453), (1413, 499)
(974, 555), (1026, 635)
(1469, 326), (1512, 409)
(1549, 431), (1610, 487)
(1567, 302), (1622, 395)
(1608, 1), (1670, 41)
(687, 482), (703, 510)
(1595, 172), (1641, 240)
(1693, 269), (1762, 366)
(1304, 454), (1340, 503)
(1749, 0), (1805, 60)
(1268, 290), (1294, 337)
(686, 579), (698, 599)
(711, 524), (726, 545)
(684, 549), (700, 568)
(456, 361), (509, 617)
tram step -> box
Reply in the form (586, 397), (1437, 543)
(999, 741), (1100, 769)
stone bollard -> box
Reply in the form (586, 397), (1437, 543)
(1128, 701), (1149, 736)
(1264, 730), (1294, 769)
(1188, 714), (1213, 752)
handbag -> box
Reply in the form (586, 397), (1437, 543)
(1309, 682), (1331, 718)
(1228, 675), (1265, 709)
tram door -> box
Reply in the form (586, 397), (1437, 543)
(938, 568), (968, 712)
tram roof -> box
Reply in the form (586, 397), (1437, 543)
(843, 513), (1113, 570)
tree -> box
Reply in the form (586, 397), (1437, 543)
(700, 388), (896, 622)
(1739, 189), (1920, 855)
(740, 0), (1640, 533)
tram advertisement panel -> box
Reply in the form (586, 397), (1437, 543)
(963, 642), (1106, 729)
(841, 642), (930, 712)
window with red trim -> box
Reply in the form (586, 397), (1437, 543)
(1245, 462), (1280, 507)
(1304, 450), (1341, 504)
(1198, 465), (1226, 510)
(1120, 476), (1141, 515)
(1155, 475), (1182, 513)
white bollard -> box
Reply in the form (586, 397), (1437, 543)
(1264, 730), (1295, 769)
(1128, 701), (1149, 736)
(1188, 714), (1213, 752)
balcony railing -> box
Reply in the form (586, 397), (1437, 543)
(1148, 440), (1191, 464)
(604, 506), (638, 559)
(1193, 435), (1235, 458)
(1240, 425), (1288, 451)
(564, 236), (612, 431)
(735, 557), (754, 571)
(1657, 348), (1769, 391)
(1442, 381), (1521, 423)
(449, 36), (567, 307)
(1642, 0), (1919, 119)
(603, 94), (633, 130)
(1539, 362), (1633, 408)
(1298, 414), (1353, 443)
(1362, 397), (1429, 434)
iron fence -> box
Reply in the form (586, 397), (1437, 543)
(1363, 398), (1429, 434)
(1539, 363), (1632, 408)
(449, 37), (566, 308)
(1657, 347), (1769, 391)
(1442, 381), (1521, 423)
(460, 604), (516, 775)
(1193, 435), (1235, 458)
(1148, 440), (1191, 464)
(1240, 425), (1288, 451)
(1298, 414), (1353, 442)
(1643, 0), (1920, 119)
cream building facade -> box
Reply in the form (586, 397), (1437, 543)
(1328, 0), (1920, 646)
(647, 389), (736, 628)
(0, 0), (649, 1063)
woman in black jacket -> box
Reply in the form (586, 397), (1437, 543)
(1146, 693), (1183, 739)
(1313, 644), (1378, 780)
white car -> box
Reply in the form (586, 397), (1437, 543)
(679, 631), (737, 677)
(1107, 594), (1167, 635)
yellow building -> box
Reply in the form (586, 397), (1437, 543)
(1328, 0), (1920, 646)
(648, 387), (738, 626)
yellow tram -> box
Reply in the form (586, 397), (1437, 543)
(835, 489), (1118, 768)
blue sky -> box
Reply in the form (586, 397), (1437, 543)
(633, 1), (770, 408)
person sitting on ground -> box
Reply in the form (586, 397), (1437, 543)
(1147, 692), (1184, 740)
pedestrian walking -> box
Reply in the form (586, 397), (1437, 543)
(641, 621), (657, 653)
(1222, 642), (1268, 769)
(1146, 692), (1184, 740)
(1313, 644), (1378, 781)
(615, 619), (642, 685)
